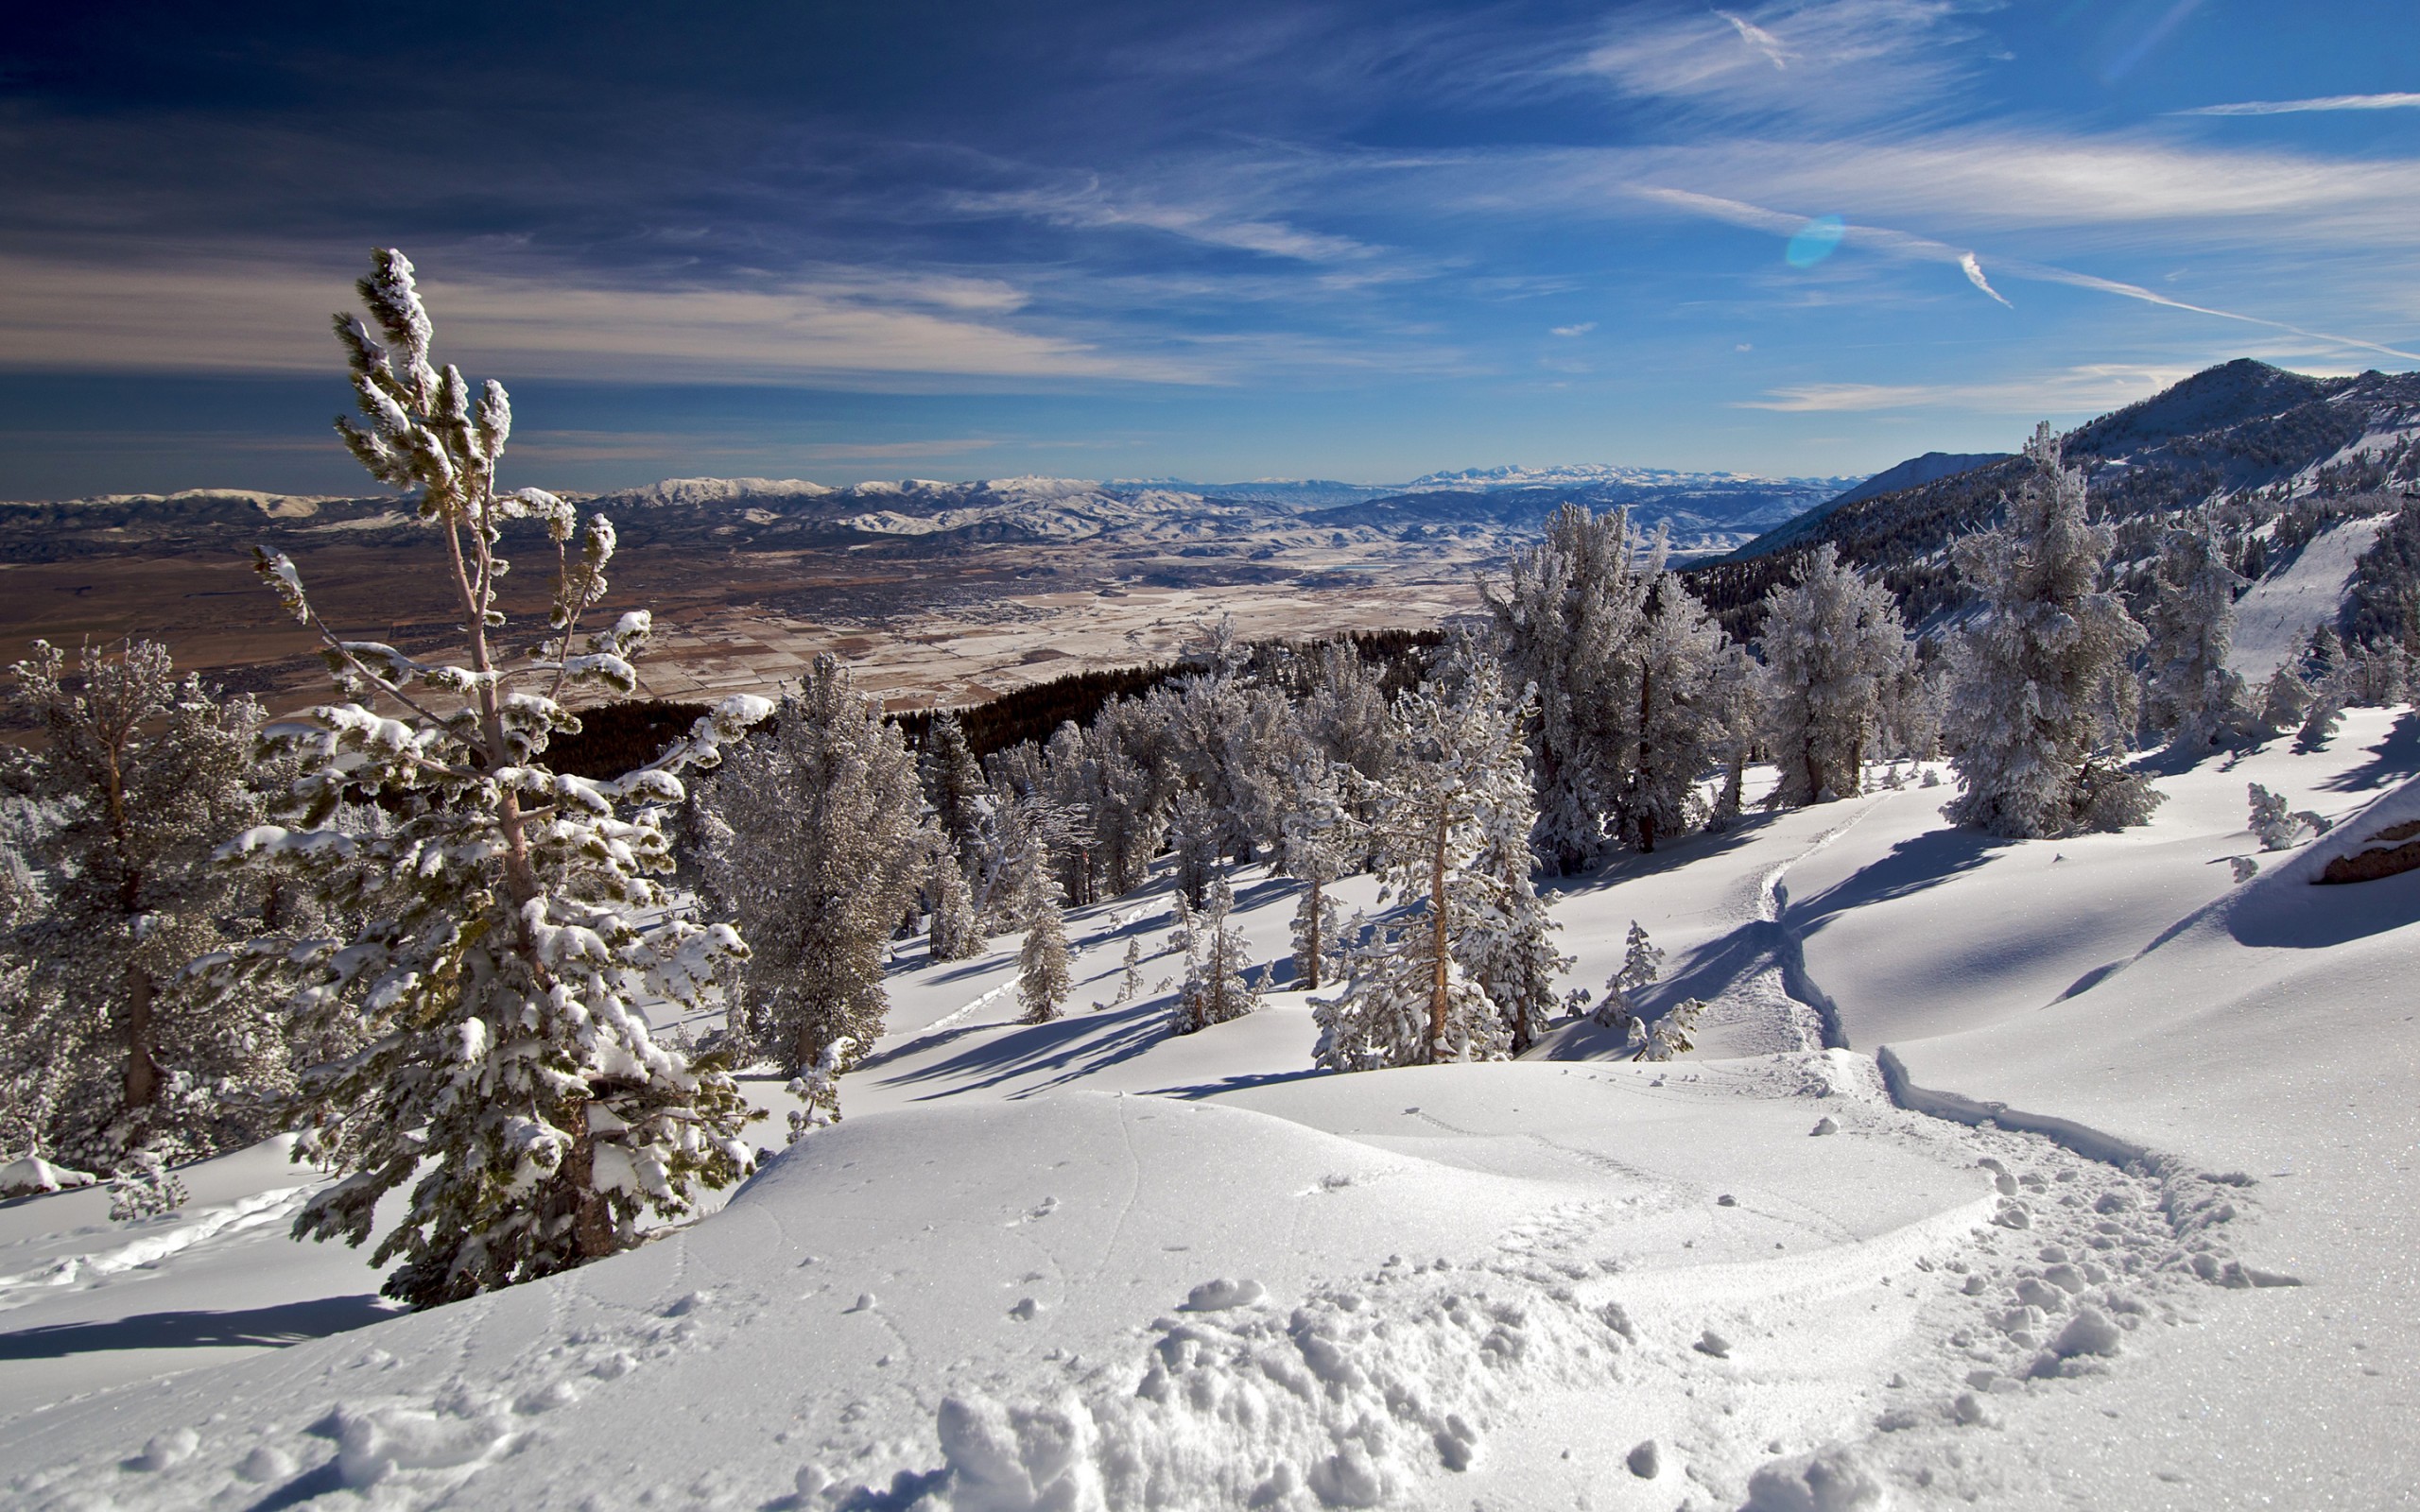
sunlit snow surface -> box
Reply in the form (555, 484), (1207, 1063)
(4, 713), (2417, 1509)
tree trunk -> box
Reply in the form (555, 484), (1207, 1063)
(122, 961), (161, 1115)
(1427, 812), (1449, 1063)
(1636, 663), (1656, 851)
(563, 1110), (619, 1261)
(1303, 878), (1322, 991)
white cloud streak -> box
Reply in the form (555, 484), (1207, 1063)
(1624, 185), (2420, 362)
(0, 253), (1216, 385)
(2176, 93), (2420, 116)
(1737, 363), (2200, 413)
(1959, 251), (2011, 307)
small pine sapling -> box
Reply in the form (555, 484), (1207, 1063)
(786, 1037), (855, 1144)
(1634, 999), (1710, 1062)
(1115, 937), (1145, 1005)
(1171, 874), (1258, 1034)
(1595, 921), (1663, 1033)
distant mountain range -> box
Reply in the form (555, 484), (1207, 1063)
(0, 464), (1859, 564)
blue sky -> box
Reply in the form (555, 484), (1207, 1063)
(2, 1), (2416, 496)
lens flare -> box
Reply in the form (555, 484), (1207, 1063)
(1784, 215), (1846, 268)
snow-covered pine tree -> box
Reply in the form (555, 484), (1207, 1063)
(1634, 998), (1709, 1062)
(1279, 755), (1357, 991)
(1115, 936), (1145, 1004)
(1312, 646), (1535, 1070)
(700, 654), (935, 1076)
(1171, 873), (1257, 1034)
(973, 784), (1050, 933)
(214, 250), (762, 1307)
(922, 712), (988, 875)
(1944, 424), (2162, 837)
(1, 640), (276, 1172)
(2143, 513), (2256, 753)
(1017, 882), (1073, 1023)
(1620, 573), (1730, 850)
(925, 846), (981, 962)
(786, 1036), (854, 1143)
(1299, 639), (1397, 782)
(1165, 788), (1222, 909)
(2246, 783), (2309, 851)
(1595, 920), (1663, 1033)
(2257, 665), (2310, 734)
(1480, 503), (1648, 873)
(1759, 543), (1913, 808)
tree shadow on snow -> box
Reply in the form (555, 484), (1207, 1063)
(2317, 711), (2420, 793)
(0, 1295), (400, 1361)
(1779, 826), (2003, 926)
(866, 999), (1172, 1100)
(1541, 811), (1786, 900)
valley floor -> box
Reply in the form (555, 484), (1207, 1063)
(3, 711), (2416, 1510)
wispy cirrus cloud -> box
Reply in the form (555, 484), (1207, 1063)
(0, 252), (1217, 385)
(1580, 0), (1983, 125)
(1737, 362), (2199, 413)
(2175, 92), (2420, 115)
(1622, 184), (2420, 362)
(947, 181), (1377, 264)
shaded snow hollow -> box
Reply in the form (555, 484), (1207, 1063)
(5, 712), (2419, 1509)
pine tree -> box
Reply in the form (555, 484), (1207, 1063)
(1634, 998), (1709, 1062)
(213, 250), (761, 1307)
(922, 712), (987, 874)
(701, 654), (935, 1075)
(1279, 756), (1357, 992)
(2257, 665), (2310, 734)
(1480, 504), (1649, 872)
(925, 847), (981, 962)
(1313, 647), (1535, 1070)
(1944, 424), (2162, 838)
(2143, 514), (2255, 753)
(1464, 732), (1569, 1053)
(1759, 543), (1913, 808)
(1017, 884), (1073, 1024)
(1621, 573), (1731, 849)
(1595, 920), (1663, 1034)
(1172, 873), (1257, 1033)
(1115, 936), (1145, 1005)
(2, 640), (276, 1172)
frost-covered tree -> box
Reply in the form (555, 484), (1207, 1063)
(1759, 544), (1912, 808)
(1595, 920), (1663, 1034)
(1298, 639), (1397, 782)
(1621, 573), (1731, 849)
(1944, 424), (2162, 838)
(922, 712), (987, 873)
(2246, 783), (2329, 851)
(2143, 515), (2255, 752)
(1481, 503), (1648, 872)
(701, 654), (934, 1075)
(1313, 648), (1535, 1070)
(1634, 998), (1709, 1062)
(1017, 884), (1073, 1023)
(1, 641), (275, 1171)
(212, 250), (761, 1307)
(1172, 874), (1257, 1034)
(1279, 756), (1357, 992)
(2257, 665), (2310, 734)
(1115, 936), (1145, 1005)
(1463, 732), (1569, 1054)
(924, 847), (980, 962)
(786, 1036), (853, 1143)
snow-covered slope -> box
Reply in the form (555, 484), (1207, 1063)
(4, 714), (2416, 1509)
(2229, 515), (2390, 680)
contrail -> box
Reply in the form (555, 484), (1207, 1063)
(1632, 185), (2420, 362)
(2176, 92), (2420, 116)
(1960, 252), (2012, 308)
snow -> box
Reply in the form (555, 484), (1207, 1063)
(5, 713), (2419, 1507)
(2228, 515), (2389, 679)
